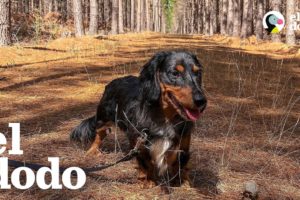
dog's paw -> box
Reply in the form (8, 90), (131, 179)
(85, 148), (102, 157)
(140, 179), (156, 189)
(181, 179), (192, 189)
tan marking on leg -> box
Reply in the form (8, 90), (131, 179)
(86, 134), (102, 156)
(180, 130), (191, 152)
(85, 125), (111, 157)
(180, 132), (192, 187)
(181, 168), (192, 188)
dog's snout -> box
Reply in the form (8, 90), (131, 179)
(193, 93), (207, 108)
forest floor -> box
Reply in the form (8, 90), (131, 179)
(0, 33), (299, 199)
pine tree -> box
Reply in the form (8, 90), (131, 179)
(130, 0), (135, 31)
(221, 0), (228, 34)
(136, 0), (141, 32)
(162, 0), (176, 32)
(286, 0), (296, 45)
(255, 0), (264, 40)
(232, 0), (240, 36)
(241, 0), (252, 38)
(111, 0), (118, 34)
(89, 0), (99, 35)
(73, 0), (85, 37)
(227, 0), (234, 35)
(0, 0), (11, 46)
(118, 0), (124, 33)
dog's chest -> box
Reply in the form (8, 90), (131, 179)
(148, 120), (193, 175)
(149, 138), (176, 175)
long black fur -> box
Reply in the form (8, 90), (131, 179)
(70, 116), (100, 148)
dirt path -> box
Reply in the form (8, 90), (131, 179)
(0, 33), (299, 199)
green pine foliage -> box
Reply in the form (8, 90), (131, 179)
(162, 0), (176, 32)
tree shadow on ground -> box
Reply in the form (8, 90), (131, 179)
(190, 169), (220, 196)
(23, 46), (68, 52)
(0, 56), (74, 68)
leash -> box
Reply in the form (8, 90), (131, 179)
(7, 136), (146, 176)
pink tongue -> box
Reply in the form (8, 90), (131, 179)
(184, 108), (201, 121)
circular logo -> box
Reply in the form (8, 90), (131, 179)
(263, 11), (285, 33)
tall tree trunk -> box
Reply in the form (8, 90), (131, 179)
(203, 0), (210, 34)
(31, 0), (34, 11)
(136, 0), (141, 32)
(220, 0), (228, 35)
(255, 0), (264, 40)
(153, 0), (159, 32)
(54, 0), (58, 12)
(271, 0), (281, 42)
(39, 0), (43, 14)
(140, 0), (145, 31)
(197, 0), (203, 33)
(215, 0), (219, 33)
(232, 0), (240, 36)
(98, 0), (104, 30)
(246, 0), (253, 36)
(103, 0), (110, 32)
(190, 0), (194, 34)
(61, 0), (68, 21)
(145, 0), (150, 31)
(209, 0), (217, 35)
(241, 0), (251, 38)
(226, 0), (234, 35)
(89, 0), (98, 34)
(286, 0), (296, 45)
(153, 0), (156, 31)
(17, 0), (23, 13)
(111, 0), (118, 34)
(67, 0), (73, 20)
(48, 0), (53, 13)
(24, 0), (30, 14)
(0, 0), (11, 46)
(73, 0), (85, 37)
(84, 0), (89, 26)
(160, 1), (165, 33)
(125, 0), (129, 29)
(130, 0), (134, 31)
(183, 4), (187, 34)
(118, 0), (124, 33)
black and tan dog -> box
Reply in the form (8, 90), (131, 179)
(70, 51), (207, 186)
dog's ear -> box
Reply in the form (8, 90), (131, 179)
(190, 52), (202, 67)
(139, 52), (169, 104)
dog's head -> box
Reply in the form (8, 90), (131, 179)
(140, 51), (207, 121)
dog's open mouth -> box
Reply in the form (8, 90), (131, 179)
(167, 92), (202, 121)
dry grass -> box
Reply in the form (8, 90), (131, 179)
(0, 33), (299, 199)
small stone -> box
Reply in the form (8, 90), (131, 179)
(242, 180), (258, 200)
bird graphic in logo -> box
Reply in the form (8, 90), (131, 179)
(263, 11), (285, 34)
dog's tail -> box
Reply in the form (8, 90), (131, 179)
(70, 116), (102, 149)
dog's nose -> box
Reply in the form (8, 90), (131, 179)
(193, 93), (207, 108)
